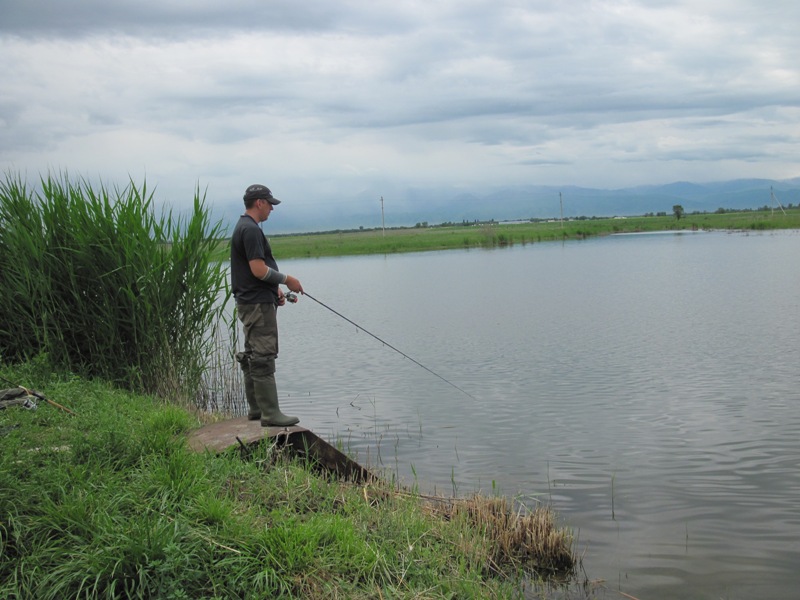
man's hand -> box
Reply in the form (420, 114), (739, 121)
(284, 275), (304, 294)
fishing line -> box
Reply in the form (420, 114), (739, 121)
(299, 292), (478, 401)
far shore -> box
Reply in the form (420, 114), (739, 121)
(213, 207), (800, 261)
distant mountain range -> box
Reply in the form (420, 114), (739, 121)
(213, 177), (800, 234)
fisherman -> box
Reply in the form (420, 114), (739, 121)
(230, 184), (304, 427)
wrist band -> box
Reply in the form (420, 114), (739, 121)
(260, 268), (288, 285)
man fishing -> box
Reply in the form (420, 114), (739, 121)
(230, 183), (304, 427)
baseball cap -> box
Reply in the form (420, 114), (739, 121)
(243, 184), (281, 205)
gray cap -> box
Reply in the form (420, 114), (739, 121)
(243, 184), (281, 205)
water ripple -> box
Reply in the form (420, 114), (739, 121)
(264, 232), (800, 598)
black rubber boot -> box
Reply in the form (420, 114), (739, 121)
(236, 353), (261, 420)
(254, 376), (299, 427)
(244, 376), (261, 421)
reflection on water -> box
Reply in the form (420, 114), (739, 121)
(232, 230), (800, 599)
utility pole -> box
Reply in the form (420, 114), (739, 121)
(559, 192), (564, 228)
(771, 186), (787, 217)
(380, 196), (385, 236)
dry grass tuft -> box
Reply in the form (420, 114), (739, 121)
(434, 494), (576, 577)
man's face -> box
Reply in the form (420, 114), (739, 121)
(258, 199), (274, 222)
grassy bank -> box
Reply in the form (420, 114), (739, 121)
(1, 362), (578, 599)
(214, 207), (800, 260)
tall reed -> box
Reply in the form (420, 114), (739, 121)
(0, 171), (230, 400)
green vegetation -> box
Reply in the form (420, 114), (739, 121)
(0, 364), (577, 599)
(212, 206), (800, 260)
(0, 172), (229, 401)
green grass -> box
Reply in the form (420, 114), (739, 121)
(210, 208), (800, 260)
(0, 362), (579, 599)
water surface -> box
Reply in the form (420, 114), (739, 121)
(255, 230), (800, 599)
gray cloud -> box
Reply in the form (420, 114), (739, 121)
(1, 0), (799, 222)
(0, 1), (412, 38)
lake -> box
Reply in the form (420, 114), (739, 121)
(241, 229), (800, 599)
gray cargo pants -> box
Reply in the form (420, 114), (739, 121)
(235, 302), (279, 379)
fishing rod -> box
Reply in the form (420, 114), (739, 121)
(287, 291), (478, 401)
(0, 374), (77, 415)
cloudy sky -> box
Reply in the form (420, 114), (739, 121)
(2, 0), (799, 223)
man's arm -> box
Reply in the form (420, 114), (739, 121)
(247, 258), (269, 280)
(248, 259), (304, 293)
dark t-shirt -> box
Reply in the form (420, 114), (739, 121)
(230, 214), (280, 305)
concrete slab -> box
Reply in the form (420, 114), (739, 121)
(186, 417), (305, 453)
(186, 417), (373, 483)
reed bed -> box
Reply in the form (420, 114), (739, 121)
(0, 172), (230, 401)
(194, 318), (244, 416)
